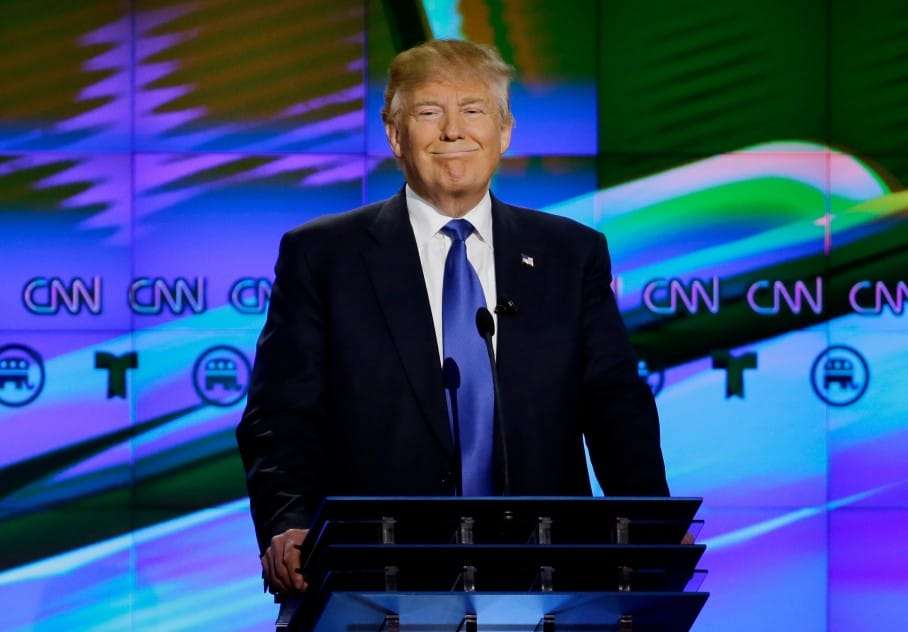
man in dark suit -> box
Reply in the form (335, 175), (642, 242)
(237, 39), (669, 594)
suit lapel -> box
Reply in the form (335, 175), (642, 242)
(363, 191), (454, 458)
(491, 195), (544, 400)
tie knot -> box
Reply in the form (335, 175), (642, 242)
(441, 219), (475, 243)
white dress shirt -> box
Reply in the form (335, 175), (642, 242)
(405, 184), (498, 365)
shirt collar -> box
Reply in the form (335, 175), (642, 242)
(405, 184), (493, 247)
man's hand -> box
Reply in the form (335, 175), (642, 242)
(262, 528), (309, 593)
(681, 531), (695, 545)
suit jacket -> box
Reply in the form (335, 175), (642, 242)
(237, 189), (669, 553)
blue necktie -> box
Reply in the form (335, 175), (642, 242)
(441, 219), (495, 496)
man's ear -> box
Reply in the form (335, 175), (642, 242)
(385, 121), (403, 158)
(499, 117), (513, 156)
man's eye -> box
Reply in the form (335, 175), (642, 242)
(417, 110), (440, 118)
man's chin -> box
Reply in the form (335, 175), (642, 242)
(437, 180), (484, 198)
(436, 170), (490, 192)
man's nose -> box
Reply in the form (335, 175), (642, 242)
(440, 112), (464, 140)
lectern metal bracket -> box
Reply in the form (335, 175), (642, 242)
(383, 565), (399, 592)
(380, 614), (400, 632)
(457, 516), (475, 544)
(619, 614), (633, 631)
(533, 614), (556, 632)
(456, 613), (478, 632)
(615, 516), (631, 544)
(381, 516), (397, 544)
(536, 516), (553, 545)
(452, 564), (477, 592)
(532, 565), (555, 592)
(618, 565), (633, 592)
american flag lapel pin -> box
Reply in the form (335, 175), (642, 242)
(520, 253), (534, 268)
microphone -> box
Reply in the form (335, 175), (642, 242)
(441, 358), (463, 496)
(494, 298), (518, 315)
(475, 307), (511, 495)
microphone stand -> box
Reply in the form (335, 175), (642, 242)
(475, 308), (510, 495)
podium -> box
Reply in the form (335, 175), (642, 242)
(277, 497), (708, 631)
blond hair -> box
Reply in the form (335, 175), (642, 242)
(382, 39), (514, 127)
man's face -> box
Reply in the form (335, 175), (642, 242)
(386, 79), (512, 203)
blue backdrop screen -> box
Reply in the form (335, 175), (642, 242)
(1, 1), (907, 630)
